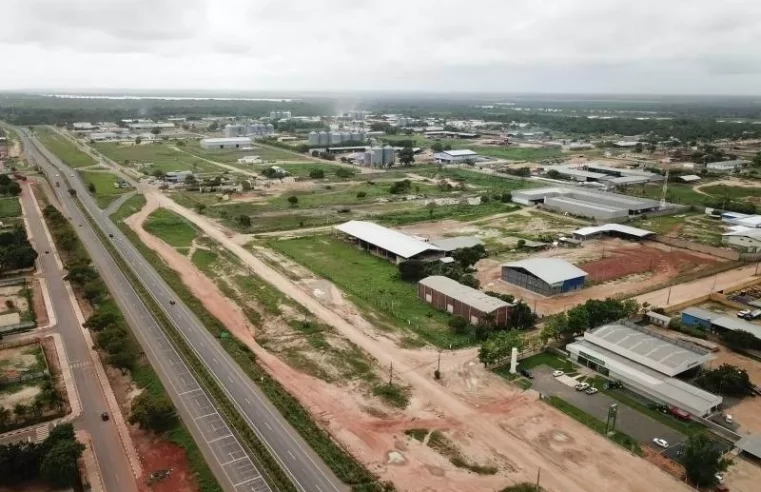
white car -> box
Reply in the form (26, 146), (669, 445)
(585, 387), (599, 395)
(725, 414), (734, 424)
(737, 310), (751, 318)
(552, 370), (565, 377)
(652, 438), (669, 448)
(575, 382), (590, 391)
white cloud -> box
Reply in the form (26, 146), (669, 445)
(1, 0), (761, 93)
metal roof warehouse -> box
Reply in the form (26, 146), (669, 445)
(573, 223), (655, 240)
(418, 276), (512, 326)
(335, 221), (442, 264)
(501, 258), (587, 296)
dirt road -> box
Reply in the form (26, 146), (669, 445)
(134, 188), (691, 492)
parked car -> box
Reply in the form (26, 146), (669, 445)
(552, 370), (565, 377)
(520, 370), (533, 379)
(737, 310), (751, 318)
(725, 414), (734, 424)
(585, 387), (599, 395)
(652, 437), (669, 448)
(575, 382), (590, 391)
(715, 473), (724, 484)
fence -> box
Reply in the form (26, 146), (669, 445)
(651, 235), (740, 260)
(0, 276), (28, 288)
(0, 321), (37, 335)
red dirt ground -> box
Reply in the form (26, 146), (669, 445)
(31, 278), (49, 327)
(580, 242), (717, 283)
(135, 430), (197, 492)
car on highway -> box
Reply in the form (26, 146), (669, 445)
(101, 412), (109, 422)
(585, 387), (599, 395)
(552, 370), (565, 377)
(520, 369), (533, 379)
(575, 382), (590, 391)
(652, 437), (669, 448)
(108, 233), (114, 238)
(169, 300), (176, 305)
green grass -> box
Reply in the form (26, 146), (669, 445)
(427, 430), (498, 475)
(377, 202), (519, 226)
(191, 248), (218, 271)
(95, 141), (221, 174)
(184, 140), (301, 163)
(267, 235), (471, 348)
(0, 197), (21, 218)
(35, 127), (98, 168)
(422, 168), (537, 194)
(143, 208), (198, 248)
(516, 352), (575, 372)
(700, 184), (761, 199)
(78, 170), (131, 208)
(371, 383), (411, 409)
(545, 396), (643, 456)
(110, 193), (147, 222)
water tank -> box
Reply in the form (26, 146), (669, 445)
(308, 131), (319, 146)
(371, 146), (383, 167)
(350, 132), (361, 142)
(330, 132), (342, 145)
(363, 151), (373, 166)
(318, 131), (329, 146)
(382, 145), (394, 166)
(223, 124), (236, 138)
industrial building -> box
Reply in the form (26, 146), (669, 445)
(545, 165), (607, 182)
(307, 131), (365, 147)
(511, 186), (664, 221)
(269, 111), (292, 119)
(418, 276), (512, 326)
(433, 149), (479, 164)
(501, 258), (587, 296)
(359, 145), (394, 167)
(334, 221), (443, 264)
(200, 137), (252, 149)
(545, 163), (661, 185)
(681, 307), (761, 340)
(677, 174), (701, 183)
(706, 160), (749, 172)
(128, 122), (175, 130)
(722, 229), (761, 251)
(721, 212), (761, 228)
(572, 223), (654, 241)
(73, 122), (95, 130)
(566, 323), (721, 417)
(223, 123), (274, 139)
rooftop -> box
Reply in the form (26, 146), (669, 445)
(682, 307), (723, 320)
(419, 276), (511, 313)
(503, 257), (588, 285)
(429, 236), (483, 252)
(567, 340), (722, 416)
(545, 166), (607, 180)
(573, 223), (655, 238)
(736, 434), (761, 459)
(710, 316), (761, 339)
(334, 220), (441, 259)
(722, 228), (761, 239)
(585, 323), (712, 376)
(512, 186), (662, 210)
(437, 149), (478, 157)
(678, 174), (702, 182)
(603, 175), (654, 185)
(200, 137), (252, 144)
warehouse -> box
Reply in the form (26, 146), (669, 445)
(572, 223), (654, 241)
(428, 236), (483, 252)
(545, 165), (607, 182)
(722, 229), (761, 252)
(501, 258), (587, 296)
(706, 160), (749, 172)
(334, 220), (443, 264)
(680, 308), (761, 341)
(200, 137), (252, 149)
(602, 175), (652, 187)
(567, 323), (721, 417)
(511, 186), (664, 221)
(584, 163), (661, 181)
(418, 276), (512, 326)
(433, 149), (479, 164)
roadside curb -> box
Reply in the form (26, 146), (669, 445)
(76, 429), (106, 492)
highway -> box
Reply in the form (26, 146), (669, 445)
(20, 129), (346, 492)
(13, 186), (138, 492)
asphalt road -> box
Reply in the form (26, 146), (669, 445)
(21, 129), (345, 492)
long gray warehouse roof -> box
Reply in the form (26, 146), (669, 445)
(710, 316), (761, 339)
(736, 435), (761, 459)
(429, 236), (483, 252)
(419, 276), (510, 313)
(585, 323), (711, 376)
(335, 221), (441, 259)
(512, 186), (662, 210)
(573, 224), (654, 238)
(546, 196), (624, 214)
(567, 340), (722, 416)
(503, 258), (587, 285)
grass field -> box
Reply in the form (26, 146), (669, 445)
(471, 146), (564, 161)
(95, 142), (221, 174)
(266, 235), (471, 348)
(0, 197), (21, 218)
(143, 208), (198, 249)
(110, 193), (147, 222)
(422, 168), (537, 194)
(35, 127), (97, 168)
(701, 184), (761, 199)
(78, 170), (131, 208)
(250, 163), (355, 178)
(184, 140), (303, 163)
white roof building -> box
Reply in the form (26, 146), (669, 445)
(433, 149), (479, 163)
(502, 258), (588, 285)
(573, 223), (654, 239)
(200, 137), (252, 149)
(418, 276), (511, 313)
(334, 221), (442, 263)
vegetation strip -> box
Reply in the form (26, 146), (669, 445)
(113, 209), (394, 491)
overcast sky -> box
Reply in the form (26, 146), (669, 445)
(2, 0), (761, 95)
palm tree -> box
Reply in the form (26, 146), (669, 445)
(0, 407), (10, 431)
(13, 403), (28, 424)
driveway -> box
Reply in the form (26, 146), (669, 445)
(529, 366), (686, 448)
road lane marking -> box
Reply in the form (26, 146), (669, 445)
(287, 450), (295, 460)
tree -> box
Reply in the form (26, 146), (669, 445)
(237, 214), (251, 228)
(398, 260), (428, 282)
(309, 169), (325, 179)
(547, 169), (561, 179)
(287, 195), (299, 208)
(566, 305), (590, 334)
(682, 433), (729, 487)
(516, 239), (526, 249)
(135, 136), (142, 145)
(88, 182), (96, 193)
(478, 330), (526, 366)
(335, 168), (355, 178)
(753, 151), (761, 167)
(0, 407), (10, 431)
(150, 126), (161, 135)
(431, 141), (444, 152)
(696, 364), (754, 396)
(184, 174), (197, 186)
(39, 439), (85, 487)
(480, 195), (490, 204)
(389, 179), (413, 195)
(508, 301), (537, 330)
(634, 142), (644, 153)
(13, 403), (28, 423)
(195, 203), (206, 214)
(721, 329), (761, 351)
(459, 274), (480, 288)
(356, 191), (367, 199)
(399, 147), (415, 166)
(129, 392), (178, 433)
(448, 316), (469, 334)
(451, 245), (487, 269)
(540, 313), (569, 344)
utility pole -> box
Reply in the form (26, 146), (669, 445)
(389, 362), (394, 385)
(755, 261), (760, 276)
(437, 350), (442, 373)
(535, 468), (541, 490)
(666, 286), (673, 305)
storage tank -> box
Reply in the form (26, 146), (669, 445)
(318, 131), (329, 146)
(350, 132), (361, 142)
(330, 132), (342, 145)
(363, 151), (373, 167)
(265, 123), (275, 134)
(382, 145), (395, 166)
(371, 146), (383, 167)
(223, 124), (236, 138)
(308, 131), (319, 146)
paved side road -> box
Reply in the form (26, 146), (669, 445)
(529, 367), (685, 448)
(23, 128), (346, 492)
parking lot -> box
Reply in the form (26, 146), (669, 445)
(529, 366), (686, 449)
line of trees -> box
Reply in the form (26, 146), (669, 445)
(696, 364), (755, 397)
(0, 423), (84, 488)
(0, 174), (21, 196)
(0, 225), (38, 274)
(540, 298), (639, 344)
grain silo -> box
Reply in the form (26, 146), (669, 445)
(318, 131), (329, 146)
(308, 131), (319, 146)
(340, 131), (352, 143)
(350, 131), (361, 142)
(382, 145), (395, 166)
(223, 124), (237, 138)
(329, 132), (342, 145)
(265, 123), (274, 134)
(363, 151), (373, 167)
(371, 146), (384, 167)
